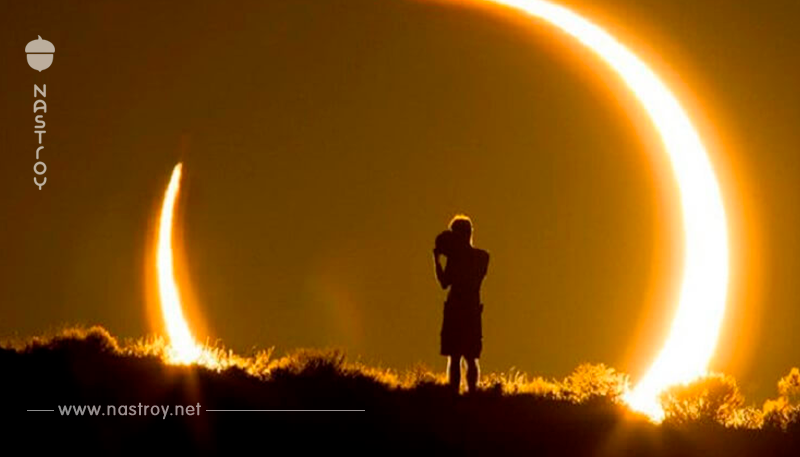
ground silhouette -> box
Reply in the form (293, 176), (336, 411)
(3, 327), (798, 455)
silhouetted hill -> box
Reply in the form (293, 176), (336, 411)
(2, 327), (798, 455)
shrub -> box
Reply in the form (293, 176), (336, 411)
(762, 367), (800, 431)
(660, 373), (744, 426)
(778, 367), (800, 404)
(558, 363), (628, 404)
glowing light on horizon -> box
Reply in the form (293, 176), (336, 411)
(484, 0), (730, 420)
(157, 163), (202, 364)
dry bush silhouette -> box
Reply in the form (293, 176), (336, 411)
(558, 363), (628, 404)
(479, 363), (626, 403)
(763, 367), (800, 431)
(481, 367), (560, 397)
(659, 373), (744, 426)
(778, 368), (800, 403)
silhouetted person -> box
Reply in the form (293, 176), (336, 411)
(433, 215), (489, 394)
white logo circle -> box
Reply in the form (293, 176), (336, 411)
(26, 36), (55, 72)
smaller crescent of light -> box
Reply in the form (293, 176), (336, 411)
(157, 163), (202, 364)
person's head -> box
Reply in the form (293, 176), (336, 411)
(435, 230), (456, 257)
(448, 214), (473, 247)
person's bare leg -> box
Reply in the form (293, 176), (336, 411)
(447, 355), (462, 393)
(466, 358), (480, 393)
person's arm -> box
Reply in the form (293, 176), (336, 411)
(434, 249), (450, 289)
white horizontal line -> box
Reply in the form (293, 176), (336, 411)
(27, 410), (54, 412)
(205, 409), (365, 412)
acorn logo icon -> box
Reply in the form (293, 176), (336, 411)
(26, 36), (55, 72)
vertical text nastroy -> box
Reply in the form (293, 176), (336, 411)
(33, 84), (47, 190)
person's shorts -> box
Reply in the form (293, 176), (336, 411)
(440, 301), (483, 358)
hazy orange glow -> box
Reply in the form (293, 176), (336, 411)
(484, 0), (730, 420)
(157, 163), (203, 364)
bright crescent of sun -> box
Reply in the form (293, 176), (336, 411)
(483, 0), (730, 420)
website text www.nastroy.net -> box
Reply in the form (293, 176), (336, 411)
(52, 403), (202, 419)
